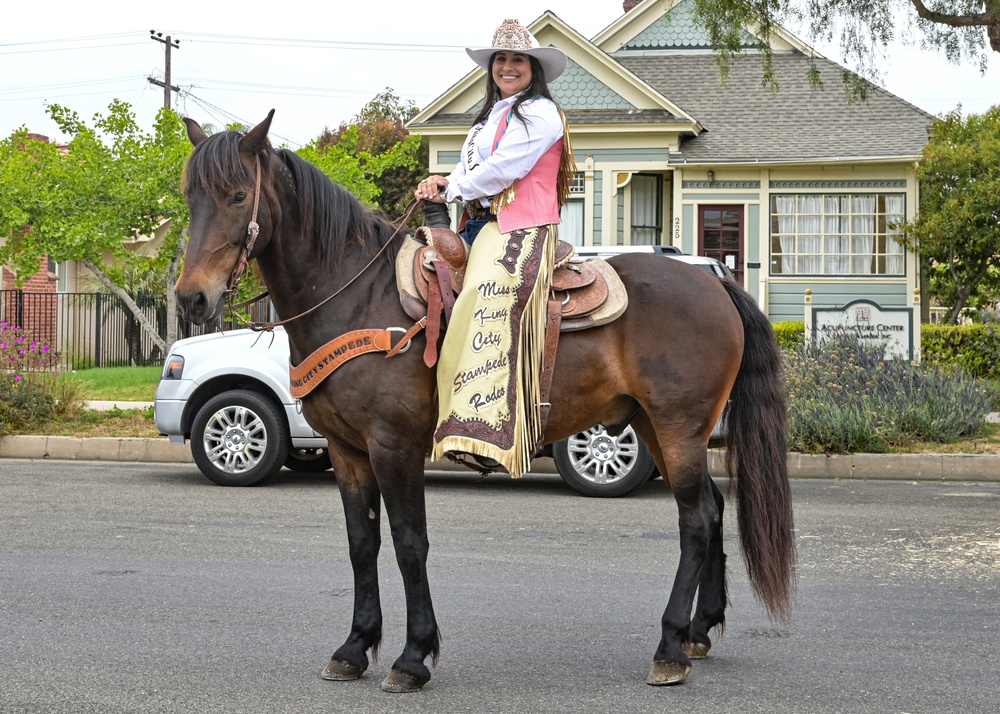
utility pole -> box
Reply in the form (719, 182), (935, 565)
(147, 31), (181, 109)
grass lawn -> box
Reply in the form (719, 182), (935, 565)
(63, 365), (162, 402)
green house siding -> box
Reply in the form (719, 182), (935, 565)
(681, 203), (695, 253)
(745, 203), (761, 302)
(551, 58), (635, 110)
(621, 0), (759, 50)
(592, 172), (603, 245)
(767, 281), (909, 322)
(617, 192), (625, 244)
(585, 148), (672, 163)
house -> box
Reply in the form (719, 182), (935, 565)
(408, 0), (933, 330)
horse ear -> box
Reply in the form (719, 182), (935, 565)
(183, 117), (209, 146)
(241, 109), (276, 155)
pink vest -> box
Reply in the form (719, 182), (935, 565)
(491, 111), (563, 234)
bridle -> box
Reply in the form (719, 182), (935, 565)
(223, 153), (421, 332)
(225, 155), (263, 300)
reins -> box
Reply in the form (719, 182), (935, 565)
(223, 152), (422, 332)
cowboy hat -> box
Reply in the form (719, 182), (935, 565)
(466, 19), (567, 81)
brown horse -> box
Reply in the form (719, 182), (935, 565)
(175, 111), (794, 692)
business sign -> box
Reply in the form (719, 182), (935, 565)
(810, 299), (914, 361)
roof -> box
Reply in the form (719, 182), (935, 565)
(617, 52), (934, 163)
(412, 108), (691, 128)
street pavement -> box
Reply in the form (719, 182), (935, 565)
(1, 402), (998, 482)
(1, 460), (997, 713)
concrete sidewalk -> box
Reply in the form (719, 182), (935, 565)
(2, 435), (998, 482)
(1, 402), (997, 482)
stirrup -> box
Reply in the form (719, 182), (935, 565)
(444, 451), (505, 475)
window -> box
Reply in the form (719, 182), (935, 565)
(630, 174), (662, 245)
(560, 200), (584, 246)
(558, 172), (586, 245)
(771, 194), (905, 275)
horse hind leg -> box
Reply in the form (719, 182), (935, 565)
(634, 426), (720, 686)
(322, 455), (384, 682)
(686, 477), (728, 660)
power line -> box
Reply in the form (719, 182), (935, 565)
(0, 32), (140, 48)
(0, 30), (465, 54)
(180, 91), (301, 148)
(0, 41), (148, 56)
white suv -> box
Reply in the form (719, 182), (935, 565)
(155, 249), (730, 495)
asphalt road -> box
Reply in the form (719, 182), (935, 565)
(1, 460), (998, 714)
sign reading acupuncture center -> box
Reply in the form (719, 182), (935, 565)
(809, 299), (915, 361)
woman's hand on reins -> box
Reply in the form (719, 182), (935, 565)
(415, 175), (449, 203)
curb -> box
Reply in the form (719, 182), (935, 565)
(1, 435), (998, 482)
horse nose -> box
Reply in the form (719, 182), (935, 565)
(176, 288), (211, 325)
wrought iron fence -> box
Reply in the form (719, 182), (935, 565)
(0, 290), (272, 372)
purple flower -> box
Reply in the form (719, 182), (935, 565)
(42, 345), (49, 353)
(14, 375), (22, 381)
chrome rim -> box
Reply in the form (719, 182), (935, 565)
(202, 405), (269, 474)
(564, 425), (642, 485)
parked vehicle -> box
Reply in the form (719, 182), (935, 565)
(155, 328), (331, 487)
(155, 249), (730, 494)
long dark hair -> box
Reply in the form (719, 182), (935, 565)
(472, 54), (559, 126)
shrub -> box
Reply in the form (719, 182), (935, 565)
(0, 322), (85, 435)
(772, 321), (805, 350)
(784, 333), (994, 454)
(922, 318), (1000, 379)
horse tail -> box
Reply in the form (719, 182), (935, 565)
(721, 280), (796, 621)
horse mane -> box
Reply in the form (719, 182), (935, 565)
(183, 130), (404, 271)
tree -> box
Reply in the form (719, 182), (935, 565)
(316, 88), (428, 219)
(692, 0), (999, 97)
(896, 106), (1000, 323)
(0, 101), (190, 356)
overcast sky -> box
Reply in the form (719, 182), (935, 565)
(3, 0), (997, 149)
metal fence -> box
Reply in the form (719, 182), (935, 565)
(0, 290), (272, 371)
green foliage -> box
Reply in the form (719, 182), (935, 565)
(772, 321), (805, 349)
(785, 333), (993, 454)
(0, 102), (190, 285)
(897, 106), (1000, 322)
(313, 88), (428, 219)
(922, 319), (1000, 379)
(0, 322), (85, 435)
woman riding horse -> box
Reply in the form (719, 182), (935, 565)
(415, 19), (576, 478)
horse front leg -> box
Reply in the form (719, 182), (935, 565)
(322, 452), (384, 682)
(649, 447), (719, 686)
(371, 448), (440, 693)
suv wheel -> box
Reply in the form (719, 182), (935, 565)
(190, 389), (289, 486)
(552, 424), (656, 497)
(284, 448), (333, 473)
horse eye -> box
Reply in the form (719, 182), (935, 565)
(232, 191), (247, 205)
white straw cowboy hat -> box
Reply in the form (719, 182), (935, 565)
(466, 18), (568, 81)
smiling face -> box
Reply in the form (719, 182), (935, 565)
(492, 51), (532, 99)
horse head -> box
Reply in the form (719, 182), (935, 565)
(176, 110), (278, 325)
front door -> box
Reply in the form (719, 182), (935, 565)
(699, 205), (744, 285)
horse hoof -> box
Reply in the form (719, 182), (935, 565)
(380, 669), (429, 693)
(321, 658), (365, 681)
(646, 660), (691, 686)
(684, 641), (711, 659)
